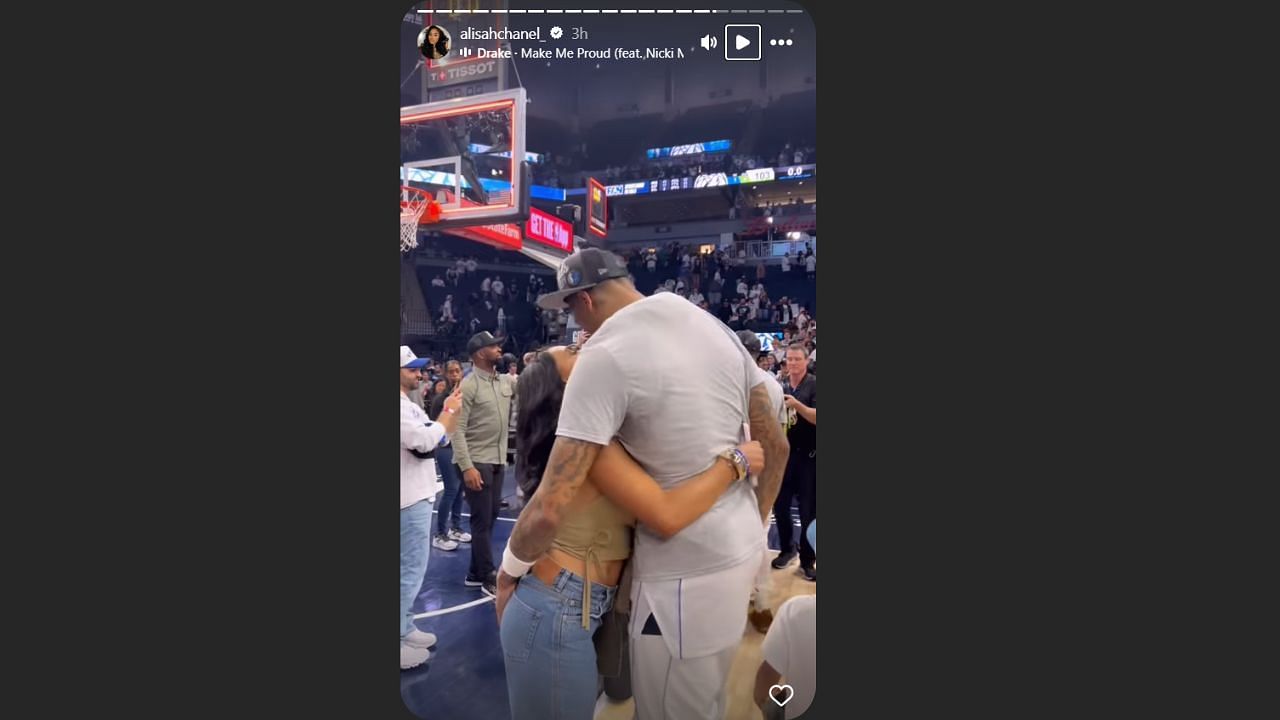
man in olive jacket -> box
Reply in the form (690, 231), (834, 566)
(452, 331), (517, 597)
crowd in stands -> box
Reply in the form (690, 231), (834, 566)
(521, 138), (816, 191)
(420, 259), (555, 355)
(584, 142), (816, 187)
(410, 234), (564, 362)
(409, 238), (816, 377)
(618, 241), (818, 378)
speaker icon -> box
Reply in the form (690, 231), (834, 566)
(699, 34), (718, 51)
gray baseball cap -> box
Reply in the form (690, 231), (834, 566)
(535, 248), (631, 310)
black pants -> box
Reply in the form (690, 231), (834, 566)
(773, 449), (817, 569)
(460, 462), (505, 579)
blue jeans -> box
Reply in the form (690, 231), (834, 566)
(500, 569), (617, 720)
(434, 446), (466, 537)
(400, 498), (434, 640)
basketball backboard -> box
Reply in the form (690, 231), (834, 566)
(400, 87), (528, 231)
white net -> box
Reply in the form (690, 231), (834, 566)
(400, 187), (430, 252)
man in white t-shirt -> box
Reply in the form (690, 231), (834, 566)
(466, 257), (478, 274)
(497, 248), (790, 720)
(491, 276), (504, 299)
(754, 521), (816, 719)
(481, 276), (492, 295)
(400, 346), (462, 670)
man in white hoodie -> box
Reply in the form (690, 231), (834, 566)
(400, 346), (463, 670)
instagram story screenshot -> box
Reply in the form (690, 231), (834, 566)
(400, 2), (816, 718)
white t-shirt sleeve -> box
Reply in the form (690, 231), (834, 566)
(761, 601), (793, 675)
(401, 401), (447, 453)
(555, 348), (627, 446)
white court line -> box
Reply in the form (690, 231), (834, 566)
(432, 509), (517, 522)
(413, 596), (493, 619)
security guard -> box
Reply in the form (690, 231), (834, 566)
(452, 331), (517, 596)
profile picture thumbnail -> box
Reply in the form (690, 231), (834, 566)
(418, 24), (451, 60)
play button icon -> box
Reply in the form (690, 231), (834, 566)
(724, 24), (761, 61)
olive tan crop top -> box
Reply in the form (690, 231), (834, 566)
(550, 494), (634, 628)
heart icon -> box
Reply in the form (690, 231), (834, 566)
(769, 684), (795, 707)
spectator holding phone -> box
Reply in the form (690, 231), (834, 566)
(429, 361), (470, 552)
(773, 342), (817, 581)
(401, 346), (463, 670)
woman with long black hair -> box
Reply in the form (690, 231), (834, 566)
(500, 344), (765, 720)
(418, 25), (451, 60)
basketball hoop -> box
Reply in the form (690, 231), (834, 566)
(400, 186), (439, 252)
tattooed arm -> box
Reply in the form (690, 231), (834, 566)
(497, 347), (627, 624)
(507, 437), (603, 560)
(495, 437), (602, 623)
(749, 381), (790, 523)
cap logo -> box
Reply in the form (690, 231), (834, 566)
(569, 270), (583, 286)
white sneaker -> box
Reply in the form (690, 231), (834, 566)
(447, 528), (472, 543)
(431, 535), (459, 551)
(403, 628), (437, 649)
(400, 643), (430, 670)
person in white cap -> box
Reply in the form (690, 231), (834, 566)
(400, 345), (463, 670)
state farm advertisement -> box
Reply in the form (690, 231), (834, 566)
(451, 222), (523, 251)
(525, 207), (573, 252)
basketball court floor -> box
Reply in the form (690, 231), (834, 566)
(401, 468), (815, 720)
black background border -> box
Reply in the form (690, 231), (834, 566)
(11, 0), (1271, 717)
